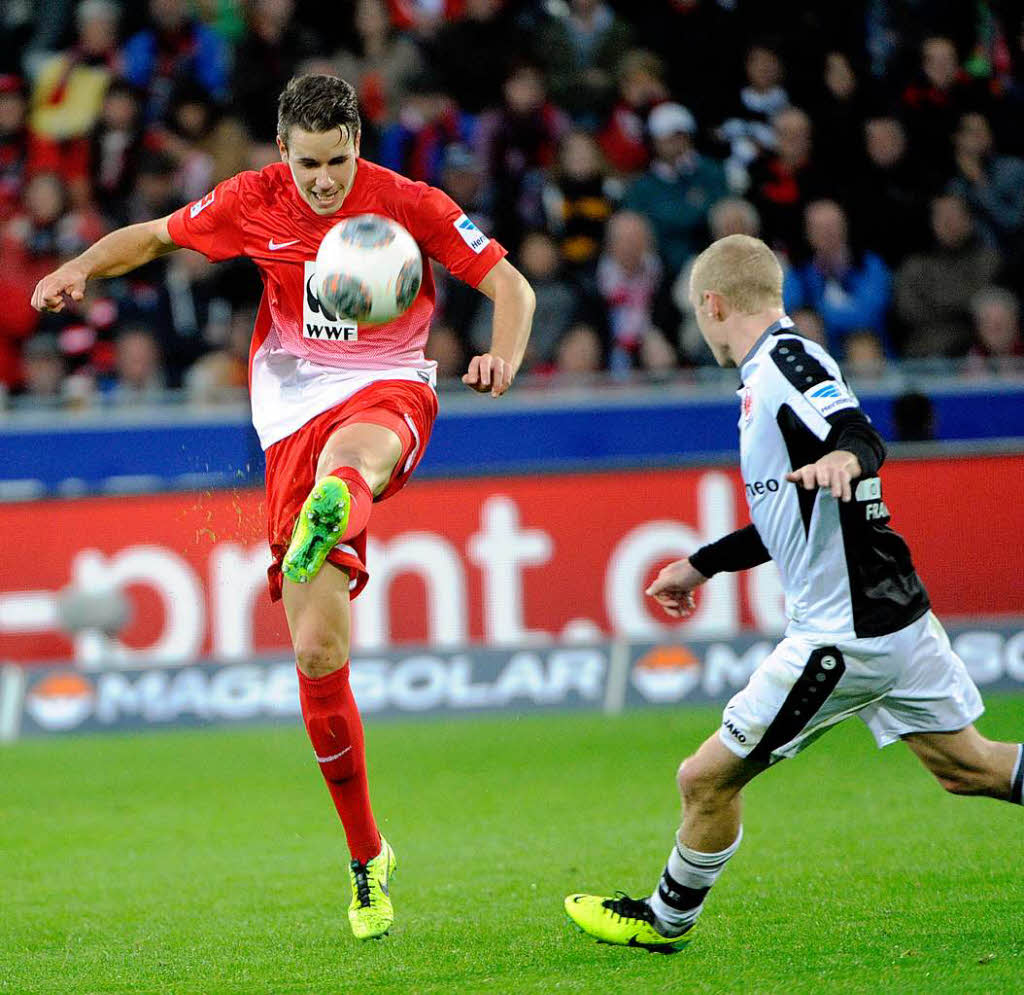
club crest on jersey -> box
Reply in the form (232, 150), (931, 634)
(804, 379), (856, 417)
(190, 190), (215, 218)
(453, 213), (489, 253)
(303, 261), (359, 342)
(741, 386), (754, 423)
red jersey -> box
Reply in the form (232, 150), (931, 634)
(167, 159), (506, 448)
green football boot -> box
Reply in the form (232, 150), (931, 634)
(348, 837), (397, 940)
(564, 892), (693, 952)
(282, 476), (351, 584)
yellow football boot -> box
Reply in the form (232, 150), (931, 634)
(564, 892), (693, 952)
(348, 837), (397, 940)
(283, 476), (351, 584)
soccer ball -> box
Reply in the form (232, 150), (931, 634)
(315, 214), (423, 325)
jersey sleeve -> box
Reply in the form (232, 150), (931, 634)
(401, 184), (507, 288)
(762, 336), (860, 441)
(166, 172), (251, 262)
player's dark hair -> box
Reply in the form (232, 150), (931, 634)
(277, 75), (361, 146)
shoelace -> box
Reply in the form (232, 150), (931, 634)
(602, 892), (653, 924)
(350, 859), (372, 908)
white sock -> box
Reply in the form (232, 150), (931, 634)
(648, 827), (743, 936)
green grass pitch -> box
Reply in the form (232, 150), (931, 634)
(3, 695), (1022, 993)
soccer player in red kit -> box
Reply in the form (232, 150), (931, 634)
(31, 74), (536, 941)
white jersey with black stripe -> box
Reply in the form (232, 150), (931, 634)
(737, 317), (929, 640)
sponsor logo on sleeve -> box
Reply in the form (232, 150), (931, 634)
(805, 379), (856, 417)
(453, 213), (489, 254)
(190, 190), (215, 218)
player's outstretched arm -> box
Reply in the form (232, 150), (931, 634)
(31, 215), (180, 313)
(463, 258), (535, 397)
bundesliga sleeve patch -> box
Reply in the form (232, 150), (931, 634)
(190, 189), (215, 218)
(453, 213), (489, 253)
(804, 379), (857, 417)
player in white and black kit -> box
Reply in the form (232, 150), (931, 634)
(565, 234), (1023, 951)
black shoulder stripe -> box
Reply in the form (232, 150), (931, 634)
(770, 339), (831, 392)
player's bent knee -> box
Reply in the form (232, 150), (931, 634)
(294, 637), (349, 678)
(677, 756), (728, 807)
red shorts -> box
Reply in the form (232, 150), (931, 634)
(263, 379), (438, 602)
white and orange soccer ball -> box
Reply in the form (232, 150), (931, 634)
(314, 213), (423, 326)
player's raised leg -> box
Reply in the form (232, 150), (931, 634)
(566, 734), (763, 950)
(284, 562), (396, 940)
(283, 422), (402, 584)
(904, 726), (1024, 804)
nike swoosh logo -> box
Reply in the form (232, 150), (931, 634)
(268, 238), (300, 250)
(314, 746), (352, 763)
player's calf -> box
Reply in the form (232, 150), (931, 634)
(904, 728), (1024, 804)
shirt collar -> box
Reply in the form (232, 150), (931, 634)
(739, 315), (794, 378)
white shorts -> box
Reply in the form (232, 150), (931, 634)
(719, 612), (984, 764)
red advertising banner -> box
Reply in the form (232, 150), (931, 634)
(1, 455), (1021, 664)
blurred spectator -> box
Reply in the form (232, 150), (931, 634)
(378, 67), (473, 186)
(29, 1), (119, 150)
(470, 230), (576, 371)
(748, 107), (827, 255)
(0, 74), (31, 223)
(424, 323), (465, 380)
(891, 390), (935, 442)
(121, 0), (231, 120)
(155, 82), (249, 201)
(125, 149), (180, 223)
(894, 194), (1000, 356)
(438, 143), (492, 233)
(852, 116), (929, 265)
(333, 0), (424, 132)
(597, 210), (660, 373)
(965, 286), (1023, 377)
(673, 196), (761, 364)
(947, 112), (1024, 256)
(185, 306), (251, 402)
(554, 322), (604, 376)
(716, 42), (789, 187)
(542, 129), (615, 276)
(88, 80), (146, 225)
(791, 306), (826, 347)
(622, 102), (726, 276)
(18, 331), (66, 402)
(477, 63), (569, 249)
(103, 325), (165, 400)
(783, 199), (891, 354)
(534, 0), (634, 123)
(638, 326), (678, 377)
(810, 51), (869, 192)
(430, 0), (526, 114)
(233, 0), (319, 143)
(900, 36), (986, 170)
(843, 329), (887, 380)
(597, 48), (668, 176)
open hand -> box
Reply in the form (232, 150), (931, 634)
(462, 353), (514, 397)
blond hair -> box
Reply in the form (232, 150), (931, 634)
(690, 234), (783, 314)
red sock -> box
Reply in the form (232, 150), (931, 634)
(297, 665), (381, 864)
(328, 467), (373, 541)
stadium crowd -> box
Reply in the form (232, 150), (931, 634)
(2, 0), (1023, 408)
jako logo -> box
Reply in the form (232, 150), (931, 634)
(809, 383), (841, 399)
(723, 719), (747, 743)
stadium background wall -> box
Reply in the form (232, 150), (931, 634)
(1, 453), (1020, 666)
